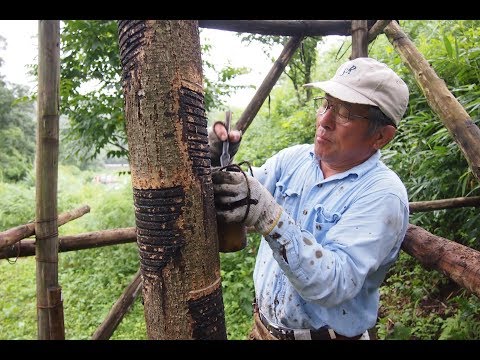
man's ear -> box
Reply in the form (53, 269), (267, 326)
(373, 125), (396, 150)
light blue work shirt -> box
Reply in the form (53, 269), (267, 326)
(252, 144), (409, 337)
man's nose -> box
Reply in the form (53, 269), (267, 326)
(317, 108), (335, 129)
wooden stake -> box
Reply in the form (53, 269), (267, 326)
(234, 36), (304, 134)
(92, 269), (142, 340)
(350, 20), (368, 59)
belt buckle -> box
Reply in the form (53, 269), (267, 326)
(267, 318), (289, 338)
(259, 312), (292, 340)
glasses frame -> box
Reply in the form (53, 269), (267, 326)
(313, 96), (369, 124)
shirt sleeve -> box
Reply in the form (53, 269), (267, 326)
(263, 190), (409, 308)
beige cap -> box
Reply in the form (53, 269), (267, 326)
(304, 57), (409, 126)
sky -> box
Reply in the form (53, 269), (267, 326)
(0, 20), (38, 89)
(0, 20), (282, 108)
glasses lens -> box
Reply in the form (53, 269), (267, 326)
(336, 102), (351, 119)
(314, 97), (328, 114)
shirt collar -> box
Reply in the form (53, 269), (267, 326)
(309, 145), (381, 181)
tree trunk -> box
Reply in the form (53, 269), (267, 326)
(117, 20), (226, 339)
(35, 20), (64, 340)
(384, 20), (480, 184)
(402, 224), (480, 298)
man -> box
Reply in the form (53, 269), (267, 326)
(209, 57), (410, 340)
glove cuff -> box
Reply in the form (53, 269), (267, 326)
(258, 205), (283, 236)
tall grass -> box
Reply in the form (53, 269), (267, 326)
(0, 165), (143, 339)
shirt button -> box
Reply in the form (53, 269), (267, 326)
(303, 209), (308, 215)
(318, 184), (323, 188)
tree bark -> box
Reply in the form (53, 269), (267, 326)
(92, 269), (142, 340)
(198, 20), (353, 36)
(117, 20), (226, 339)
(384, 20), (480, 183)
(234, 36), (304, 133)
(0, 205), (90, 250)
(402, 224), (480, 298)
(35, 20), (63, 340)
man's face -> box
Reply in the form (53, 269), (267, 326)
(314, 95), (379, 171)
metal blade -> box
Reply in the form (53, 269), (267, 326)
(220, 110), (232, 167)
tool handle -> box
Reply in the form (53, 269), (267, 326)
(225, 110), (231, 133)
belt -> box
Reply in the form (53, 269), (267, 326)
(258, 311), (362, 340)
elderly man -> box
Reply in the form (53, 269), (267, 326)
(209, 57), (410, 340)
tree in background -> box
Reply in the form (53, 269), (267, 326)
(0, 35), (36, 182)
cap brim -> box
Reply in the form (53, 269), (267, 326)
(304, 80), (377, 107)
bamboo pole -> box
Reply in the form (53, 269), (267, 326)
(402, 224), (480, 298)
(35, 20), (62, 340)
(0, 205), (90, 250)
(367, 20), (392, 43)
(0, 227), (136, 260)
(199, 20), (353, 36)
(234, 36), (304, 133)
(47, 286), (65, 339)
(384, 20), (480, 183)
(350, 20), (368, 59)
(409, 196), (480, 213)
(92, 269), (142, 340)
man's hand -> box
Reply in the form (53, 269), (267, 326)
(208, 121), (242, 167)
(212, 170), (283, 235)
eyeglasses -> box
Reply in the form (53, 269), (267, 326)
(313, 96), (369, 124)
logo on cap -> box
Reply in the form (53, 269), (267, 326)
(339, 65), (357, 76)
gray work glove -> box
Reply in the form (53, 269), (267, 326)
(212, 170), (283, 236)
(208, 121), (242, 167)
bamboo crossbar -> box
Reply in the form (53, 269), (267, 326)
(0, 227), (136, 260)
(234, 36), (304, 134)
(0, 205), (90, 250)
(409, 196), (480, 213)
(367, 20), (392, 43)
(198, 20), (354, 37)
